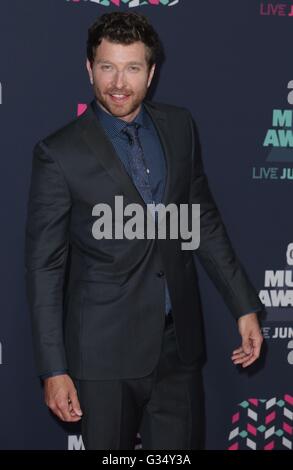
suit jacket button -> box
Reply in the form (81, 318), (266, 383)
(156, 270), (165, 278)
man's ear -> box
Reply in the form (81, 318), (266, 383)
(147, 64), (156, 88)
(86, 59), (94, 85)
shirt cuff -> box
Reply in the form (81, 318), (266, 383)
(40, 370), (68, 380)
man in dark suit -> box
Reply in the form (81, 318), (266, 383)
(25, 12), (263, 450)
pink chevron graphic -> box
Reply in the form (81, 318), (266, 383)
(77, 103), (87, 116)
(265, 411), (276, 425)
(249, 398), (259, 406)
(247, 423), (257, 436)
(264, 440), (275, 450)
(228, 442), (239, 450)
(285, 394), (293, 405)
(283, 422), (293, 435)
(228, 395), (293, 450)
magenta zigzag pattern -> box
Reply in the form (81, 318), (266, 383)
(228, 394), (293, 450)
(66, 0), (180, 7)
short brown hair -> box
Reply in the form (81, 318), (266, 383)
(87, 12), (163, 69)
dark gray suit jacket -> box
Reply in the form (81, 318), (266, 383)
(25, 99), (263, 380)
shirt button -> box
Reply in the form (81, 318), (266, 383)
(146, 168), (150, 174)
(156, 270), (165, 278)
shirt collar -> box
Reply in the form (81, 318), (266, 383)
(93, 98), (150, 139)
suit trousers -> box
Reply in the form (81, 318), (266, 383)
(73, 314), (205, 450)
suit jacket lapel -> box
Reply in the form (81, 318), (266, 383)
(78, 99), (173, 209)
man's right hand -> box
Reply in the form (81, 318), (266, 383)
(44, 374), (83, 422)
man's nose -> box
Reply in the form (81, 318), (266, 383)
(113, 71), (126, 88)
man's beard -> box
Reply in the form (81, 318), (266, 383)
(95, 87), (147, 119)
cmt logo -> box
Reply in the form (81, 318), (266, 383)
(258, 242), (293, 320)
(66, 0), (180, 7)
(228, 395), (293, 450)
(252, 80), (293, 181)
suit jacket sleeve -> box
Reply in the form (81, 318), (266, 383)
(188, 112), (263, 320)
(25, 140), (72, 376)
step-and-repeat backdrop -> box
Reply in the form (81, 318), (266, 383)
(0, 0), (292, 450)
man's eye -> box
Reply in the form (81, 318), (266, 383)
(101, 65), (112, 71)
(129, 66), (139, 72)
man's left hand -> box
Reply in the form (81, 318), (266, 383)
(231, 312), (263, 368)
